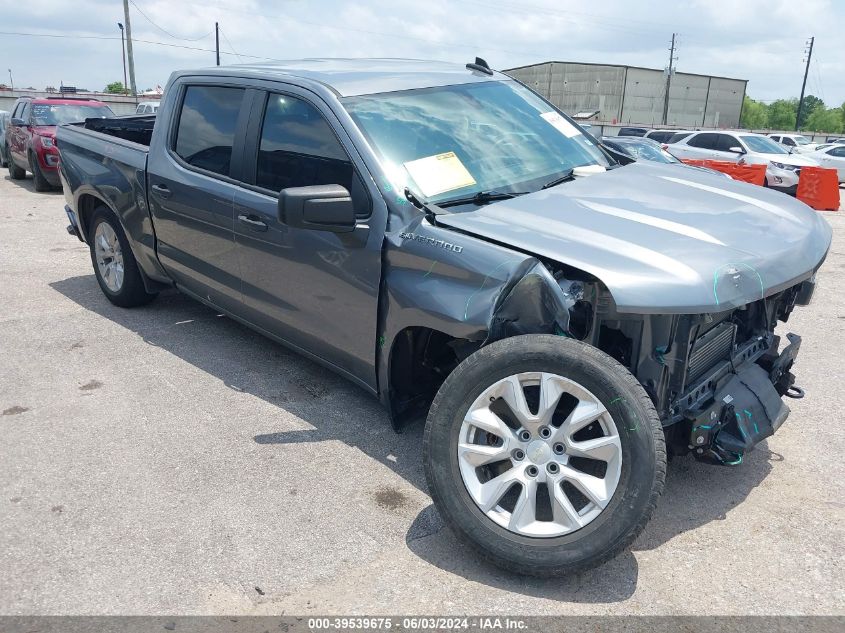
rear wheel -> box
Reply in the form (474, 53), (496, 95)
(88, 207), (157, 307)
(424, 334), (665, 576)
(8, 152), (26, 180)
(30, 152), (52, 192)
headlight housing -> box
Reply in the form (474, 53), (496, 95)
(39, 136), (55, 149)
(771, 161), (798, 171)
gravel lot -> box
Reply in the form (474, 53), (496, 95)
(1, 173), (843, 616)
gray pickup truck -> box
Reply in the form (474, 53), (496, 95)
(57, 58), (831, 577)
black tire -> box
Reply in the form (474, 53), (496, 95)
(8, 152), (26, 180)
(30, 152), (52, 192)
(0, 144), (7, 168)
(88, 206), (157, 308)
(424, 334), (666, 577)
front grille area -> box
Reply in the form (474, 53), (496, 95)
(687, 322), (736, 383)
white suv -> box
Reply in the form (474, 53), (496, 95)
(767, 133), (821, 154)
(668, 131), (818, 193)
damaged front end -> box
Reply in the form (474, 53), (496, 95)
(381, 215), (818, 466)
(586, 277), (815, 465)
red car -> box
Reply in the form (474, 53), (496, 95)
(6, 96), (113, 191)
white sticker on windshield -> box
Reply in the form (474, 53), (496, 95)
(540, 111), (581, 138)
(403, 151), (477, 197)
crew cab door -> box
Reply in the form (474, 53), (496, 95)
(232, 87), (383, 390)
(147, 82), (253, 313)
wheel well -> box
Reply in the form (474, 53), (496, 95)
(77, 194), (104, 240)
(388, 326), (477, 427)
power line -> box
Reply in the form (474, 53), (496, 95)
(218, 26), (245, 63)
(129, 0), (213, 42)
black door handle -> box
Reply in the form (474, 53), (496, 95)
(151, 183), (171, 198)
(238, 214), (268, 232)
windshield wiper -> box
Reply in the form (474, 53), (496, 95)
(436, 190), (528, 208)
(540, 169), (575, 190)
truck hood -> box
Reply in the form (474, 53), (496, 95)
(437, 162), (832, 313)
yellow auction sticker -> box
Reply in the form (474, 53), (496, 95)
(403, 151), (477, 197)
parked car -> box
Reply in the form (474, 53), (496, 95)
(7, 96), (113, 190)
(617, 126), (649, 137)
(668, 130), (819, 194)
(135, 101), (160, 114)
(644, 129), (694, 144)
(0, 110), (9, 167)
(666, 131), (695, 144)
(767, 133), (822, 154)
(57, 59), (830, 577)
(601, 136), (731, 178)
(807, 144), (845, 182)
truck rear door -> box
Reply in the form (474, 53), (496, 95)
(146, 82), (252, 314)
(232, 87), (383, 391)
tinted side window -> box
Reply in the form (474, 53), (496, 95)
(687, 133), (719, 149)
(782, 137), (795, 146)
(174, 85), (245, 177)
(829, 146), (845, 157)
(716, 134), (740, 151)
(256, 94), (352, 192)
(21, 101), (32, 123)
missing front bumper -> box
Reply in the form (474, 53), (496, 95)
(685, 334), (801, 466)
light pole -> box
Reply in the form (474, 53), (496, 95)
(118, 23), (128, 95)
(7, 69), (13, 91)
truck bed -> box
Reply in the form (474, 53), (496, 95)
(82, 115), (156, 147)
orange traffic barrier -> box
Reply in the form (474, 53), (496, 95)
(680, 159), (766, 185)
(796, 167), (840, 211)
(727, 163), (766, 185)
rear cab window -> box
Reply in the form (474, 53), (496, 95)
(173, 85), (246, 177)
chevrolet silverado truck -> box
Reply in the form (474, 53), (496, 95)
(56, 58), (831, 577)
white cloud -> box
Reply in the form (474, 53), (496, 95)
(1, 0), (842, 105)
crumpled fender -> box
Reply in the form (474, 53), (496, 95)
(376, 216), (589, 409)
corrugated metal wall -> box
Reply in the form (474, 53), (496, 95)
(506, 62), (746, 129)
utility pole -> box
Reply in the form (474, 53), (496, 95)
(215, 22), (220, 66)
(122, 0), (138, 102)
(118, 23), (128, 95)
(661, 33), (678, 125)
(7, 69), (12, 91)
(795, 36), (814, 131)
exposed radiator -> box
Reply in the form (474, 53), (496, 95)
(687, 322), (736, 384)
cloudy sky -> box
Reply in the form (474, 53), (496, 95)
(1, 0), (842, 106)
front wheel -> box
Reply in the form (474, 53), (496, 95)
(424, 334), (666, 577)
(88, 207), (157, 308)
(30, 152), (52, 192)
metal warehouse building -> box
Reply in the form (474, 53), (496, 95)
(505, 61), (747, 129)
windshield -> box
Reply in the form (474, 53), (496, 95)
(793, 135), (811, 145)
(343, 80), (610, 205)
(740, 135), (788, 154)
(31, 103), (113, 126)
(621, 140), (679, 164)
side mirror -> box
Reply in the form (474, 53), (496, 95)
(278, 184), (356, 233)
(728, 146), (746, 154)
(10, 117), (27, 127)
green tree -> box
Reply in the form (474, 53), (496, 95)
(797, 94), (824, 128)
(767, 99), (798, 130)
(740, 95), (768, 129)
(804, 107), (843, 134)
(104, 81), (125, 94)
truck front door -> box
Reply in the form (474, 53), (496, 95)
(233, 88), (384, 391)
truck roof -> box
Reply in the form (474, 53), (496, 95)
(171, 58), (509, 97)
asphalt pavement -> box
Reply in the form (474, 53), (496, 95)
(1, 173), (843, 615)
